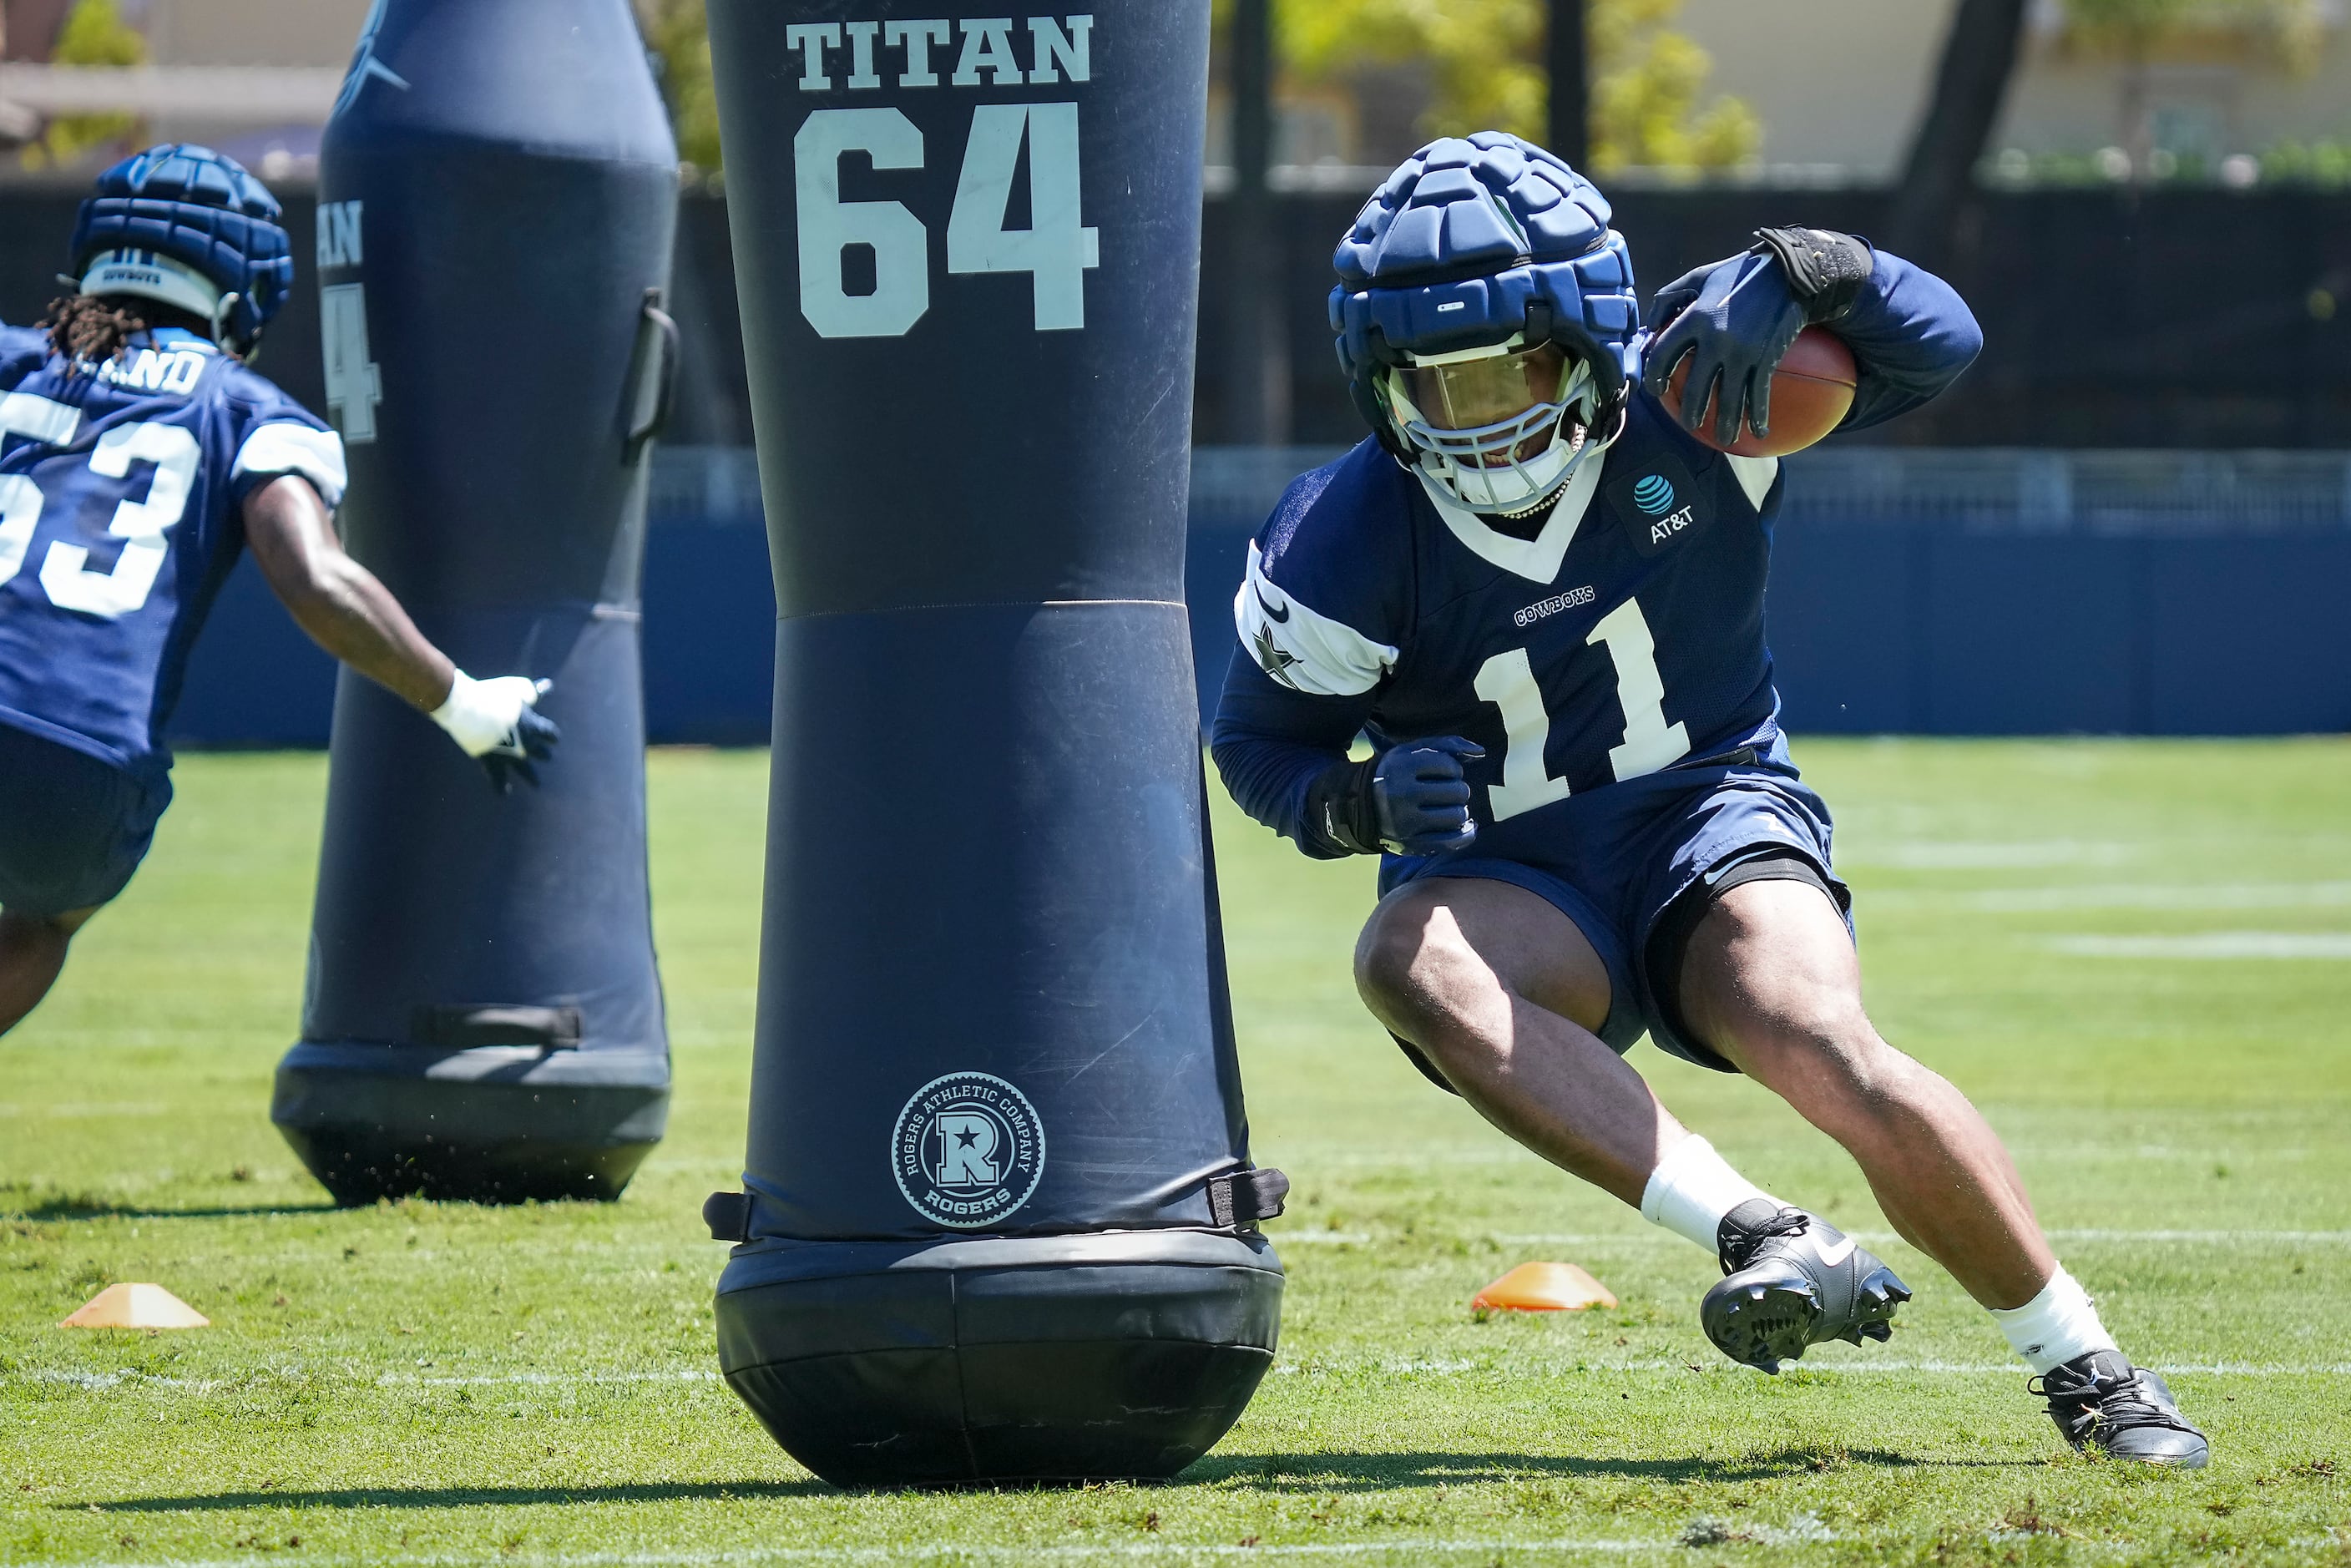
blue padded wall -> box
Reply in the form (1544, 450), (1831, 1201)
(168, 447), (2351, 750)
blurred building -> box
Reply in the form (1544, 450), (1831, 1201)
(1684, 0), (2351, 183)
(0, 0), (368, 177)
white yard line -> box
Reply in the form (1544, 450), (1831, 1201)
(1487, 1228), (2351, 1247)
(20, 1358), (2349, 1399)
(2044, 932), (2351, 959)
(1274, 1358), (2351, 1378)
(1873, 881), (2351, 911)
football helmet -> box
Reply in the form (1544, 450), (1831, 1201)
(1332, 133), (1640, 516)
(68, 144), (295, 360)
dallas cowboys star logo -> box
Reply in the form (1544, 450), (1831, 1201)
(1251, 621), (1304, 690)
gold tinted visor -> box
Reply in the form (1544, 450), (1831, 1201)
(1395, 342), (1572, 432)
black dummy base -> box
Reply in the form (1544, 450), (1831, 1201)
(271, 1041), (670, 1206)
(715, 1230), (1284, 1488)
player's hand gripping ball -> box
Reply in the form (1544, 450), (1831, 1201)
(1644, 240), (1860, 457)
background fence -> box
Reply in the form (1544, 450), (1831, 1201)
(164, 445), (2351, 751)
(7, 185), (2351, 453)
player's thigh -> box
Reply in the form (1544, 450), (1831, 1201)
(1676, 878), (1878, 1088)
(1355, 875), (1613, 1036)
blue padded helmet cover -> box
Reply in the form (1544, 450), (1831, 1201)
(1330, 133), (1638, 452)
(69, 144), (295, 353)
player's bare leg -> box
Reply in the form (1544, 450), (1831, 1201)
(1676, 878), (2054, 1309)
(0, 906), (94, 1037)
(1681, 878), (2207, 1464)
(1353, 877), (1683, 1206)
(1358, 873), (1909, 1374)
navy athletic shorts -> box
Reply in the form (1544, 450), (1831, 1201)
(0, 721), (169, 918)
(1378, 732), (1853, 1076)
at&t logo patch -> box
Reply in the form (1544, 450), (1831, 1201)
(892, 1070), (1045, 1228)
(1606, 452), (1707, 559)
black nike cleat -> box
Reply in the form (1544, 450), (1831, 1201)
(1700, 1199), (1912, 1373)
(2032, 1350), (2209, 1467)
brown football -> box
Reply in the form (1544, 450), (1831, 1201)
(1664, 324), (1858, 458)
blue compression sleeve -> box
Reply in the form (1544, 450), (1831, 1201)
(1209, 645), (1376, 859)
(1832, 248), (1983, 432)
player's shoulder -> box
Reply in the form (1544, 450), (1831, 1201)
(0, 322), (57, 388)
(1258, 438), (1418, 574)
(207, 356), (315, 422)
(1615, 390), (1782, 516)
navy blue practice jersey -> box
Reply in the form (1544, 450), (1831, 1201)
(1213, 245), (1981, 857)
(0, 324), (346, 777)
(1232, 392), (1784, 833)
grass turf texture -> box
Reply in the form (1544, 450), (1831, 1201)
(3, 741), (2348, 1565)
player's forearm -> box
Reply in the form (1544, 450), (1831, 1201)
(276, 557), (456, 711)
(1830, 250), (1984, 431)
(1211, 650), (1374, 858)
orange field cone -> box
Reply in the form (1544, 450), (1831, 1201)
(1472, 1261), (1618, 1313)
(59, 1283), (210, 1329)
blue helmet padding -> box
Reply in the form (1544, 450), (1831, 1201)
(1330, 132), (1639, 454)
(69, 144), (294, 353)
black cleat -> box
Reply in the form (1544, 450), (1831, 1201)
(2032, 1350), (2209, 1467)
(1701, 1200), (1911, 1373)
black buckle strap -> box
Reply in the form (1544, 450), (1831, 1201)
(706, 1172), (1290, 1242)
(1207, 1167), (1290, 1229)
(414, 1004), (580, 1050)
(703, 1190), (752, 1242)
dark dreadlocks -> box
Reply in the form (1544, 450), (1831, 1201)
(38, 293), (213, 367)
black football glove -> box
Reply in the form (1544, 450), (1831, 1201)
(482, 702), (561, 794)
(1643, 226), (1873, 447)
(1308, 736), (1484, 857)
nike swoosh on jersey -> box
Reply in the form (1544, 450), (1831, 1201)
(1254, 584), (1291, 623)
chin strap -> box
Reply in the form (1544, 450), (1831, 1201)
(211, 292), (257, 362)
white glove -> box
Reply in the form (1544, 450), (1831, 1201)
(430, 670), (554, 759)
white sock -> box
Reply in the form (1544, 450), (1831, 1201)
(1639, 1135), (1782, 1255)
(1990, 1265), (2117, 1375)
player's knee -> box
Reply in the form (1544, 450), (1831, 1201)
(1352, 893), (1485, 1031)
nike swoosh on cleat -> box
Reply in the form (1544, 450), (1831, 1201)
(1254, 584), (1291, 623)
(1813, 1236), (1856, 1267)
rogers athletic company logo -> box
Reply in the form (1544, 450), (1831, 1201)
(1514, 584), (1595, 627)
(891, 1070), (1045, 1228)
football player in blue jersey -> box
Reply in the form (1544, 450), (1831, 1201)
(1213, 134), (2207, 1465)
(0, 145), (557, 1039)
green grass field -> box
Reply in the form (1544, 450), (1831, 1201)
(3, 740), (2348, 1565)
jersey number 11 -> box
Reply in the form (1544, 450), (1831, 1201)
(1473, 599), (1691, 821)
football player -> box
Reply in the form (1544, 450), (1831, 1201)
(1214, 134), (2206, 1465)
(0, 145), (556, 1039)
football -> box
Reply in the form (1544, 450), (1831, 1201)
(1666, 324), (1858, 457)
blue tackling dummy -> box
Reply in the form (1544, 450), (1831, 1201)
(0, 146), (554, 1014)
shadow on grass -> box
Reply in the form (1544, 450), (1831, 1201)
(76, 1448), (2038, 1511)
(85, 1480), (831, 1511)
(1184, 1445), (2037, 1489)
(4, 1198), (339, 1222)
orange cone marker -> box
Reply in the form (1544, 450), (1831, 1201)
(1472, 1261), (1617, 1313)
(59, 1283), (210, 1329)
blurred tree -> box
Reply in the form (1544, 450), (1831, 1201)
(635, 0), (1760, 176)
(2060, 0), (2326, 180)
(1239, 0), (1757, 172)
(1585, 0), (1758, 173)
(636, 0), (720, 173)
(20, 0), (145, 172)
(1886, 0), (2030, 266)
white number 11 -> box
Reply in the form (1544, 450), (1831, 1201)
(1473, 598), (1691, 822)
